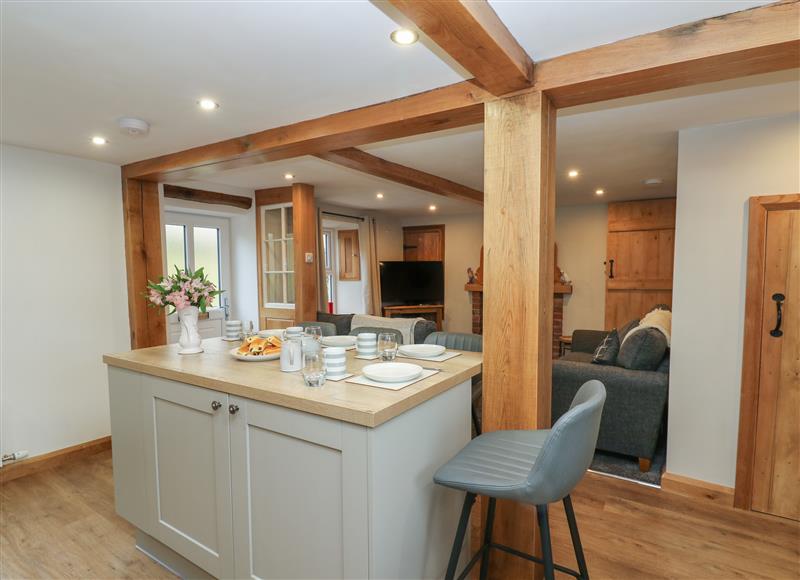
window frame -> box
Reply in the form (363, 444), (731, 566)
(259, 203), (295, 309)
(164, 211), (231, 313)
(322, 228), (336, 307)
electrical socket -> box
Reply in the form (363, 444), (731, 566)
(305, 252), (314, 263)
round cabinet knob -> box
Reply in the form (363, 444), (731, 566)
(228, 404), (240, 415)
(211, 401), (222, 411)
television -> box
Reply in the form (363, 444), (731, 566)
(379, 261), (444, 306)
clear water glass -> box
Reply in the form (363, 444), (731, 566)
(302, 351), (326, 388)
(305, 325), (323, 342)
(378, 332), (398, 361)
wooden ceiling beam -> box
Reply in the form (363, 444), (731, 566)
(315, 147), (483, 205)
(163, 184), (252, 210)
(122, 81), (489, 182)
(533, 0), (799, 107)
(386, 0), (534, 95)
(120, 2), (797, 182)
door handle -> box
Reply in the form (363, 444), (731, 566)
(229, 404), (240, 415)
(211, 400), (222, 411)
(770, 293), (785, 338)
(604, 259), (615, 279)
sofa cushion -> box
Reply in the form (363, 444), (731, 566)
(571, 330), (610, 354)
(413, 320), (438, 344)
(592, 329), (620, 365)
(618, 318), (640, 343)
(617, 328), (667, 371)
(656, 352), (670, 374)
(316, 311), (354, 335)
(561, 351), (594, 364)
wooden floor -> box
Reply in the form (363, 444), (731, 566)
(1, 450), (798, 579)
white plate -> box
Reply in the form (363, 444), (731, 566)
(321, 335), (357, 348)
(229, 347), (280, 362)
(398, 344), (446, 358)
(257, 329), (283, 338)
(362, 362), (423, 383)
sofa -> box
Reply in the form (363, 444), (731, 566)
(552, 329), (669, 469)
(314, 311), (437, 344)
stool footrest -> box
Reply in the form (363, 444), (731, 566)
(490, 543), (583, 579)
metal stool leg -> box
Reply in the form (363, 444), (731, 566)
(479, 497), (496, 580)
(563, 495), (589, 579)
(446, 492), (476, 580)
(471, 403), (482, 436)
(536, 504), (555, 580)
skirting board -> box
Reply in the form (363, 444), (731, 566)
(661, 472), (735, 507)
(0, 436), (111, 484)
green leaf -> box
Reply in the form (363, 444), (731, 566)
(199, 296), (207, 312)
(193, 267), (205, 280)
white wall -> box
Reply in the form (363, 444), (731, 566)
(555, 204), (608, 333)
(1, 145), (130, 459)
(399, 213), (483, 334)
(375, 216), (403, 261)
(668, 113), (800, 487)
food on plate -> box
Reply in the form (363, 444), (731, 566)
(237, 335), (281, 357)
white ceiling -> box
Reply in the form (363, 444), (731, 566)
(1, 0), (776, 168)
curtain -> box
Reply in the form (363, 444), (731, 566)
(316, 208), (327, 313)
(362, 217), (382, 315)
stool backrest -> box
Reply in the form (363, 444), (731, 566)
(348, 326), (404, 345)
(526, 380), (606, 504)
(298, 321), (337, 337)
(424, 332), (483, 352)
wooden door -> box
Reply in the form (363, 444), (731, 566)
(338, 229), (361, 281)
(605, 199), (676, 329)
(750, 207), (800, 520)
(142, 377), (235, 577)
(403, 225), (445, 262)
(229, 397), (369, 579)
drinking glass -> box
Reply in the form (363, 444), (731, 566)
(378, 332), (398, 361)
(305, 325), (323, 342)
(302, 351), (326, 387)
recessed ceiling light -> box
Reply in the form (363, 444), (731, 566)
(284, 173), (294, 180)
(429, 204), (437, 211)
(376, 192), (384, 199)
(568, 169), (579, 178)
(595, 188), (605, 196)
(91, 136), (108, 145)
(198, 98), (219, 111)
(390, 28), (419, 46)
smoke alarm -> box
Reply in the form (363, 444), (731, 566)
(117, 117), (150, 136)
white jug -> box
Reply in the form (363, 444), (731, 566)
(280, 332), (303, 372)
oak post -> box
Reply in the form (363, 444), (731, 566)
(482, 90), (556, 577)
(122, 178), (166, 348)
(292, 183), (318, 324)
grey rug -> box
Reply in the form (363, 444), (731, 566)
(589, 439), (666, 486)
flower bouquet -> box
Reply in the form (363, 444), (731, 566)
(146, 267), (223, 354)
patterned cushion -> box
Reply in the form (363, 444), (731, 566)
(591, 329), (620, 365)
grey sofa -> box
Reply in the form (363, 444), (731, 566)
(315, 311), (437, 344)
(552, 330), (668, 469)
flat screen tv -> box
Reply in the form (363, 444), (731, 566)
(379, 261), (444, 306)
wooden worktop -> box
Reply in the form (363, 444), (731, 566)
(103, 338), (482, 428)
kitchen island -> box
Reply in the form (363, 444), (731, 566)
(104, 338), (482, 579)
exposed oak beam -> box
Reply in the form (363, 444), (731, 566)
(387, 0), (533, 95)
(315, 147), (483, 205)
(292, 183), (318, 324)
(120, 3), (797, 183)
(163, 184), (252, 210)
(122, 81), (488, 182)
(534, 0), (799, 107)
(254, 186), (293, 206)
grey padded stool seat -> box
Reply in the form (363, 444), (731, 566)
(298, 321), (337, 337)
(424, 332), (483, 435)
(434, 380), (606, 580)
(348, 326), (404, 345)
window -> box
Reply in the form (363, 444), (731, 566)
(260, 205), (294, 307)
(323, 229), (335, 307)
(164, 212), (230, 307)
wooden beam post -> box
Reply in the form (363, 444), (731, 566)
(292, 183), (318, 324)
(122, 178), (166, 348)
(482, 91), (556, 577)
(162, 184), (252, 210)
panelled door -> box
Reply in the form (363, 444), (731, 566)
(750, 206), (800, 521)
(605, 199), (676, 329)
(142, 377), (235, 578)
(229, 397), (369, 579)
(403, 225), (445, 262)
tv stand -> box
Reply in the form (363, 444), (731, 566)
(382, 304), (444, 331)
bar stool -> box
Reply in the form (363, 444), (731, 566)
(433, 380), (606, 580)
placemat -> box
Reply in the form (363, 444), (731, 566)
(325, 373), (354, 382)
(345, 368), (440, 391)
(397, 351), (462, 363)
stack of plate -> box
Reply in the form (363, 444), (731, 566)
(398, 344), (446, 359)
(362, 362), (423, 383)
(321, 335), (357, 350)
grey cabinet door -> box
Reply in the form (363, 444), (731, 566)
(142, 376), (234, 578)
(229, 398), (369, 579)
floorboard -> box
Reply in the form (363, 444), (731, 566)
(1, 450), (798, 579)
